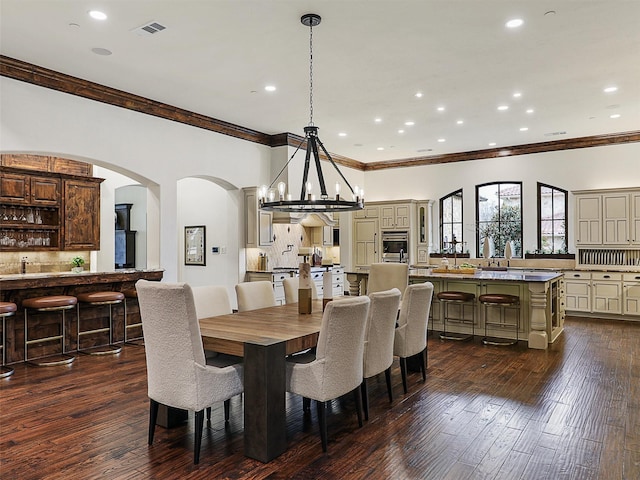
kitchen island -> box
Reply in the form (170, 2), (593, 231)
(346, 268), (565, 349)
(0, 269), (163, 364)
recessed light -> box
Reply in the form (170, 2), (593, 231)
(374, 118), (382, 123)
(488, 142), (497, 146)
(377, 147), (385, 151)
(89, 10), (107, 20)
(91, 47), (112, 56)
(497, 105), (509, 111)
(398, 129), (405, 134)
(264, 85), (276, 92)
(404, 121), (415, 126)
(437, 138), (446, 143)
(415, 92), (423, 98)
(610, 113), (621, 119)
(526, 108), (534, 114)
(437, 106), (445, 112)
(519, 127), (529, 131)
(506, 18), (524, 28)
(513, 92), (522, 98)
(456, 120), (464, 125)
(604, 86), (618, 93)
(338, 132), (347, 137)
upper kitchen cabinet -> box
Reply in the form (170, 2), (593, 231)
(0, 155), (102, 252)
(353, 206), (379, 219)
(380, 203), (411, 230)
(575, 188), (640, 247)
(244, 187), (273, 248)
(63, 178), (102, 250)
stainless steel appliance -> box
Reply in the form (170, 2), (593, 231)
(382, 231), (409, 263)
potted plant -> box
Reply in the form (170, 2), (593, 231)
(71, 256), (85, 273)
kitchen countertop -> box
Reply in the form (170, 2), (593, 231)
(347, 268), (562, 283)
(0, 268), (164, 289)
(246, 265), (343, 274)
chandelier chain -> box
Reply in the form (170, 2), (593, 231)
(309, 22), (314, 126)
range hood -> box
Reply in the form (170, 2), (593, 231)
(272, 211), (337, 227)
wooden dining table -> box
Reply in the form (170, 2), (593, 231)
(199, 300), (325, 463)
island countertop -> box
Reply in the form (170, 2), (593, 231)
(0, 269), (164, 290)
(346, 268), (563, 283)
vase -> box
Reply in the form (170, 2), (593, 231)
(72, 266), (84, 273)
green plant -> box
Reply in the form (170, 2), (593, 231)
(71, 256), (85, 268)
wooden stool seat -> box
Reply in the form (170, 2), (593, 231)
(437, 291), (475, 303)
(77, 291), (123, 355)
(23, 295), (77, 366)
(479, 294), (520, 346)
(77, 291), (125, 305)
(122, 289), (137, 298)
(0, 302), (18, 316)
(438, 291), (476, 341)
(478, 293), (519, 305)
(1, 302), (17, 377)
(23, 295), (77, 311)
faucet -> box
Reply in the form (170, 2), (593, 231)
(282, 244), (294, 255)
(20, 256), (28, 274)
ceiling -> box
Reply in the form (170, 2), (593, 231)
(1, 1), (639, 164)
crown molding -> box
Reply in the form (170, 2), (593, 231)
(3, 56), (638, 173)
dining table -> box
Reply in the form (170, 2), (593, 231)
(199, 300), (326, 462)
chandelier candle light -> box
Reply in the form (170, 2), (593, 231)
(259, 13), (364, 214)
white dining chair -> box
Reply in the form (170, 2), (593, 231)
(394, 282), (434, 394)
(366, 263), (409, 297)
(282, 277), (318, 304)
(361, 288), (402, 420)
(136, 280), (244, 464)
(286, 295), (371, 452)
(235, 281), (277, 312)
(192, 285), (232, 317)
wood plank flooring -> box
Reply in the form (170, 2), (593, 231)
(1, 316), (639, 479)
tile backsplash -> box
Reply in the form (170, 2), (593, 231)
(0, 251), (91, 275)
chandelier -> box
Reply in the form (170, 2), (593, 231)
(259, 13), (364, 213)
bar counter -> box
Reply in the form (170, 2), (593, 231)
(347, 268), (565, 349)
(1, 269), (163, 364)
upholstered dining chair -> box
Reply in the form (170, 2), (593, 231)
(282, 277), (318, 304)
(361, 288), (402, 420)
(286, 295), (371, 452)
(192, 285), (232, 317)
(394, 282), (434, 394)
(366, 263), (409, 297)
(135, 280), (244, 464)
(235, 281), (277, 312)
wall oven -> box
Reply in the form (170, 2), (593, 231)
(382, 231), (409, 263)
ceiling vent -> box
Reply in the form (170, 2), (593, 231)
(132, 21), (167, 36)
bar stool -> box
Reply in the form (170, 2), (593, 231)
(1, 302), (17, 377)
(23, 295), (77, 366)
(438, 291), (476, 341)
(76, 291), (124, 355)
(122, 288), (143, 346)
(479, 293), (520, 346)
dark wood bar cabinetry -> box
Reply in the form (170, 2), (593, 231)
(0, 269), (163, 365)
(0, 154), (102, 251)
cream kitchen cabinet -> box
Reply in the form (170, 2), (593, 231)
(591, 272), (622, 314)
(353, 206), (379, 219)
(353, 217), (379, 268)
(244, 187), (273, 248)
(564, 271), (591, 313)
(380, 203), (411, 230)
(310, 226), (333, 247)
(623, 272), (640, 316)
(574, 188), (640, 247)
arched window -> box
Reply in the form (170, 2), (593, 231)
(476, 182), (522, 258)
(439, 189), (463, 253)
(538, 182), (568, 253)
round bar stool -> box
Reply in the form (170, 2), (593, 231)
(23, 295), (77, 366)
(76, 291), (124, 355)
(1, 302), (18, 378)
(438, 291), (476, 341)
(122, 288), (143, 346)
(479, 293), (520, 346)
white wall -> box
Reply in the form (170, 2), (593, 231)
(1, 77), (272, 281)
(364, 143), (640, 256)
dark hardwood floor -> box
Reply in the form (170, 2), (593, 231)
(1, 316), (639, 480)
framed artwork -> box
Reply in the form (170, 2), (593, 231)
(184, 225), (206, 266)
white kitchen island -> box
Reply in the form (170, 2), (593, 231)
(347, 268), (565, 349)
